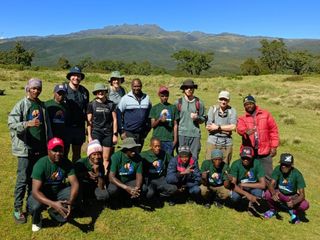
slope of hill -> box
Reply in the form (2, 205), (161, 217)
(0, 24), (319, 73)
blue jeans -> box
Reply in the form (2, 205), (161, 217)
(161, 141), (174, 156)
(230, 188), (263, 203)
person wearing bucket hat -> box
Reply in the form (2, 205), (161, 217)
(64, 66), (89, 162)
(200, 149), (231, 209)
(264, 153), (309, 223)
(87, 83), (118, 173)
(108, 138), (147, 203)
(205, 90), (237, 165)
(175, 79), (206, 160)
(229, 146), (266, 213)
(75, 139), (109, 205)
(45, 84), (68, 143)
(8, 78), (52, 224)
(27, 138), (79, 232)
(149, 86), (179, 156)
(237, 94), (279, 178)
(166, 145), (201, 205)
(118, 79), (152, 152)
(108, 71), (126, 106)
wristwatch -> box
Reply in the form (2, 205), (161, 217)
(218, 125), (221, 131)
(113, 132), (118, 136)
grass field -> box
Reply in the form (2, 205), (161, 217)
(0, 69), (319, 239)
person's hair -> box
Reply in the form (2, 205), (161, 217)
(131, 78), (142, 87)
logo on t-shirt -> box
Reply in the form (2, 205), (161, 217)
(119, 163), (134, 176)
(209, 172), (223, 185)
(149, 160), (163, 174)
(159, 109), (172, 122)
(279, 178), (293, 193)
(47, 168), (64, 184)
(241, 170), (257, 183)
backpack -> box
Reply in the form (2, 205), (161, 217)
(210, 105), (232, 123)
(177, 97), (201, 114)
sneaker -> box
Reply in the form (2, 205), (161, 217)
(264, 210), (276, 219)
(204, 203), (211, 209)
(290, 214), (301, 224)
(31, 215), (42, 232)
(168, 201), (175, 206)
(13, 209), (26, 224)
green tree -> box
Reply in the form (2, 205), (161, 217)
(171, 49), (214, 75)
(10, 42), (34, 66)
(287, 51), (312, 75)
(57, 57), (71, 70)
(240, 58), (261, 75)
(259, 39), (288, 73)
(77, 56), (94, 70)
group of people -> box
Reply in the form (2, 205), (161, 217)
(8, 67), (309, 232)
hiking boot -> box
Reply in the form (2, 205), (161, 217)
(264, 210), (276, 219)
(13, 209), (26, 224)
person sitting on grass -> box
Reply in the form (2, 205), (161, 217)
(229, 146), (266, 214)
(75, 140), (109, 207)
(200, 149), (231, 209)
(27, 138), (79, 232)
(264, 153), (309, 224)
(166, 145), (201, 205)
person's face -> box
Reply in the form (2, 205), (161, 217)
(159, 92), (169, 104)
(213, 158), (223, 168)
(179, 154), (190, 164)
(48, 146), (64, 163)
(244, 102), (256, 114)
(111, 78), (121, 88)
(54, 91), (66, 103)
(69, 74), (82, 86)
(28, 87), (42, 100)
(125, 148), (138, 158)
(183, 87), (194, 97)
(280, 163), (292, 174)
(132, 80), (142, 96)
(150, 140), (161, 155)
(241, 157), (252, 167)
(95, 90), (108, 99)
(89, 151), (102, 165)
(219, 98), (229, 109)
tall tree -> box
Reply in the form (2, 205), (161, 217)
(10, 42), (34, 66)
(287, 51), (312, 75)
(171, 49), (214, 75)
(240, 58), (261, 75)
(57, 57), (71, 70)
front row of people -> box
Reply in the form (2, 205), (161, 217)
(27, 137), (309, 232)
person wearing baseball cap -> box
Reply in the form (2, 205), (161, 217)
(45, 84), (68, 145)
(200, 149), (231, 209)
(75, 140), (109, 206)
(28, 137), (79, 231)
(237, 94), (279, 178)
(166, 145), (201, 205)
(64, 66), (89, 162)
(149, 86), (179, 156)
(264, 153), (309, 223)
(206, 90), (237, 165)
(229, 146), (266, 215)
(8, 78), (52, 224)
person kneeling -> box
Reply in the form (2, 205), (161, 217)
(27, 138), (79, 232)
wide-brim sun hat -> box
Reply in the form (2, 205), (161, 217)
(109, 71), (125, 83)
(92, 83), (108, 94)
(66, 66), (85, 80)
(180, 79), (198, 90)
(119, 137), (141, 150)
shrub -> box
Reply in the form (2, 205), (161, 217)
(282, 76), (303, 82)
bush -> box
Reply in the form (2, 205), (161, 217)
(282, 76), (303, 82)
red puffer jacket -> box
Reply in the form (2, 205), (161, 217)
(237, 106), (279, 156)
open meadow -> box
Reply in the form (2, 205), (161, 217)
(0, 68), (319, 239)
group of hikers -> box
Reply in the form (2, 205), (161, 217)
(8, 66), (309, 232)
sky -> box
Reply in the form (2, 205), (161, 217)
(1, 0), (319, 39)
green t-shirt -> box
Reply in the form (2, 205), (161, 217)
(26, 100), (46, 152)
(31, 155), (75, 194)
(45, 99), (67, 140)
(149, 102), (179, 141)
(271, 165), (306, 195)
(74, 157), (105, 184)
(110, 151), (143, 183)
(141, 149), (171, 179)
(230, 159), (265, 184)
(201, 160), (230, 187)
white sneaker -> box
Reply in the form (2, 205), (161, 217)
(32, 215), (42, 232)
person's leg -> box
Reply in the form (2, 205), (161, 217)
(154, 176), (177, 197)
(223, 145), (233, 165)
(249, 188), (263, 198)
(27, 194), (45, 225)
(200, 184), (211, 201)
(72, 145), (82, 162)
(160, 141), (174, 156)
(213, 185), (231, 200)
(205, 142), (216, 160)
(188, 185), (201, 203)
(229, 190), (242, 203)
(258, 155), (273, 178)
(189, 137), (201, 161)
(100, 134), (113, 171)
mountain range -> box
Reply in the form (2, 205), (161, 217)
(1, 24), (319, 73)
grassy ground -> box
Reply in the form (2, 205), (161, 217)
(0, 69), (320, 239)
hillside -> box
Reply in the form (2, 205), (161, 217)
(0, 24), (320, 73)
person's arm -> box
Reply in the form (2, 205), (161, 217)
(231, 177), (260, 204)
(267, 113), (279, 157)
(87, 113), (93, 142)
(236, 116), (250, 136)
(173, 119), (178, 147)
(135, 173), (143, 190)
(112, 111), (118, 144)
(67, 175), (79, 206)
(288, 188), (305, 208)
(108, 171), (136, 197)
(201, 171), (209, 186)
(240, 176), (266, 190)
(166, 158), (179, 184)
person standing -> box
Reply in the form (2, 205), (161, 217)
(206, 91), (237, 164)
(237, 95), (279, 178)
(149, 86), (178, 155)
(107, 71), (126, 106)
(64, 66), (89, 162)
(87, 83), (118, 173)
(8, 78), (51, 224)
(118, 78), (152, 151)
(175, 79), (206, 160)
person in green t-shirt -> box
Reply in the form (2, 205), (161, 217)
(264, 153), (309, 224)
(45, 84), (68, 144)
(27, 138), (79, 232)
(200, 149), (231, 209)
(229, 146), (266, 209)
(75, 140), (109, 204)
(149, 86), (179, 156)
(108, 138), (146, 204)
(141, 137), (177, 200)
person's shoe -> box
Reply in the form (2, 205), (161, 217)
(13, 209), (26, 224)
(168, 201), (175, 206)
(212, 201), (223, 209)
(204, 203), (211, 209)
(31, 215), (42, 232)
(290, 214), (301, 224)
(264, 210), (276, 219)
